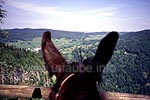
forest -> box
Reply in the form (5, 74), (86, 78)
(0, 29), (150, 100)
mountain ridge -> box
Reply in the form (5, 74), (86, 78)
(2, 28), (150, 41)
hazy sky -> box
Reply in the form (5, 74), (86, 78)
(1, 0), (150, 32)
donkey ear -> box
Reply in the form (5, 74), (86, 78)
(91, 31), (119, 66)
(41, 31), (67, 77)
(90, 32), (119, 81)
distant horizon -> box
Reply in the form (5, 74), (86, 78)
(1, 0), (150, 32)
(2, 27), (150, 33)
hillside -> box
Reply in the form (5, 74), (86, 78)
(0, 29), (150, 96)
(100, 30), (150, 95)
(0, 42), (51, 86)
(2, 28), (107, 41)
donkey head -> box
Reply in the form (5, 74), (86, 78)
(41, 31), (119, 100)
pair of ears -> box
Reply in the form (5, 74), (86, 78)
(41, 31), (119, 79)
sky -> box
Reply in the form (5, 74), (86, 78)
(1, 0), (150, 32)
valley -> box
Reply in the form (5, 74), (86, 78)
(0, 29), (150, 96)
